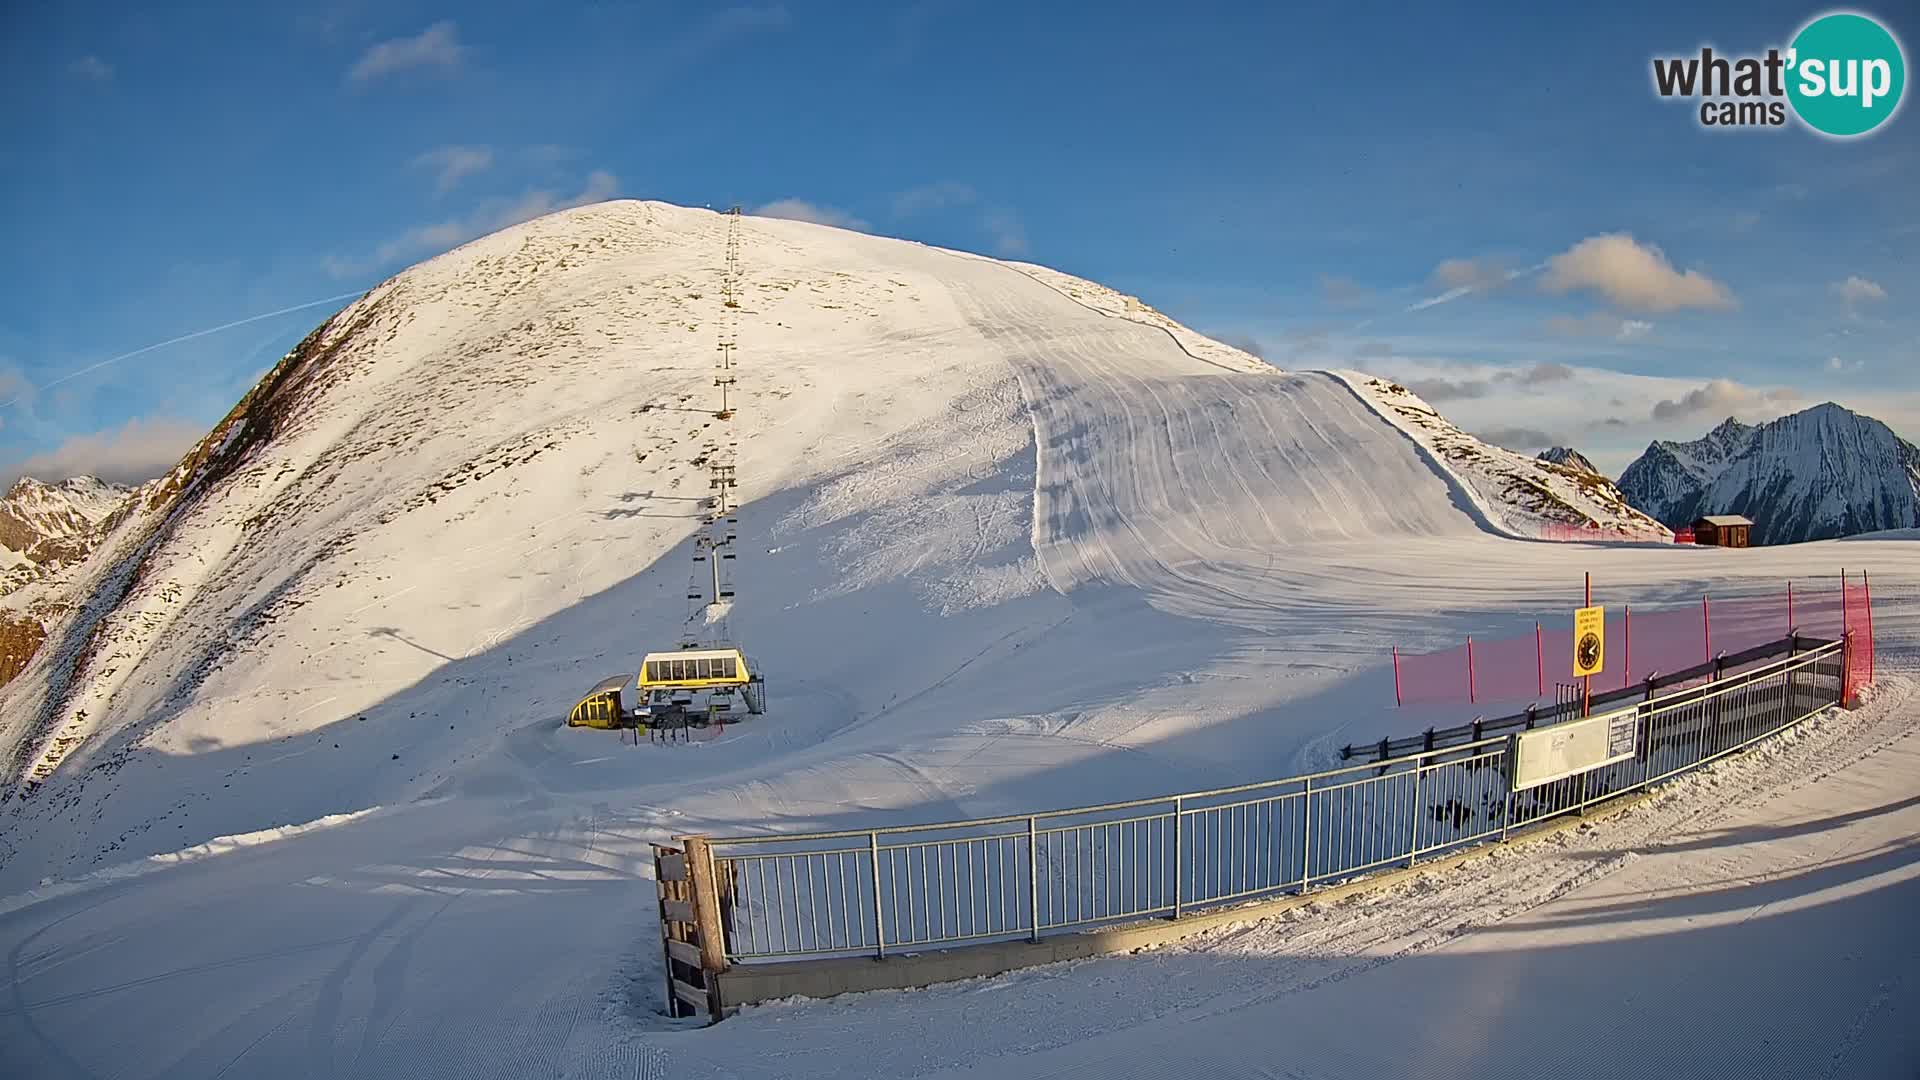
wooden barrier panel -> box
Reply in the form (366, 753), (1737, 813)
(653, 839), (731, 1022)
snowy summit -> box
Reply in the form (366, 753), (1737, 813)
(1619, 403), (1920, 544)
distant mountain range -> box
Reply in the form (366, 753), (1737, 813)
(1618, 403), (1920, 545)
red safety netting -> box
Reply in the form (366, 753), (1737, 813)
(1538, 521), (1673, 543)
(1392, 579), (1867, 710)
(1844, 578), (1874, 705)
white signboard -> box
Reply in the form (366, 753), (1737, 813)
(1511, 707), (1639, 791)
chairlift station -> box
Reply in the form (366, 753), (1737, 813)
(567, 207), (767, 738)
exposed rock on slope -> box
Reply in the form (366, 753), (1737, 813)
(1352, 378), (1670, 541)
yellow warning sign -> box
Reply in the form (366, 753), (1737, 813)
(1573, 605), (1605, 677)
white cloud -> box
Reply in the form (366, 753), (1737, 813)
(982, 208), (1027, 256)
(1395, 362), (1571, 403)
(751, 199), (871, 232)
(413, 145), (493, 196)
(1, 416), (204, 489)
(325, 170), (618, 278)
(1431, 257), (1511, 291)
(1399, 375), (1489, 402)
(1649, 378), (1798, 422)
(1542, 312), (1657, 341)
(1510, 362), (1574, 385)
(71, 55), (113, 82)
(1826, 355), (1865, 372)
(1540, 233), (1736, 313)
(0, 365), (30, 416)
(1474, 426), (1562, 452)
(1321, 275), (1374, 309)
(1830, 275), (1887, 309)
(891, 181), (977, 217)
(347, 21), (466, 86)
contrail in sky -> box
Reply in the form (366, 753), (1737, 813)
(1, 289), (368, 410)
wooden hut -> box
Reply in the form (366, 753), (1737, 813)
(1691, 514), (1754, 548)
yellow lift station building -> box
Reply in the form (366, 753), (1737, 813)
(567, 647), (766, 730)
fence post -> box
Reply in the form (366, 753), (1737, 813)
(1407, 758), (1423, 867)
(1623, 605), (1632, 689)
(1841, 567), (1848, 641)
(869, 831), (886, 959)
(1786, 580), (1793, 637)
(1702, 594), (1712, 665)
(1171, 796), (1184, 918)
(1026, 816), (1040, 943)
(1842, 631), (1855, 707)
(1392, 646), (1402, 707)
(1535, 622), (1543, 698)
(1642, 674), (1658, 783)
(1499, 736), (1515, 841)
(1864, 571), (1875, 685)
(685, 836), (730, 1017)
(1300, 778), (1313, 892)
(1467, 636), (1477, 704)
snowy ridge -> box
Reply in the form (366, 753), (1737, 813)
(992, 258), (1273, 374)
(1620, 403), (1920, 544)
(1345, 375), (1671, 540)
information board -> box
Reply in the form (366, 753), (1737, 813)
(1511, 706), (1639, 791)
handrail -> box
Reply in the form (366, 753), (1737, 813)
(698, 637), (1843, 848)
(1346, 633), (1834, 763)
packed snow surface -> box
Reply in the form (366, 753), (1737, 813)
(1, 201), (1915, 1078)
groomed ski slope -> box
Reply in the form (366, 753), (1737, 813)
(1, 201), (1608, 892)
(1, 202), (1915, 1078)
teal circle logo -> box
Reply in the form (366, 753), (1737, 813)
(1787, 12), (1906, 137)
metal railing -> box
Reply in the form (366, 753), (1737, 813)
(1348, 632), (1830, 764)
(697, 637), (1847, 964)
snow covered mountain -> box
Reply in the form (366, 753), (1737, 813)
(1537, 446), (1600, 476)
(0, 476), (131, 587)
(1, 199), (1664, 886)
(0, 477), (135, 687)
(1618, 404), (1920, 545)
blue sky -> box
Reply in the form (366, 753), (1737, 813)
(2, 1), (1915, 484)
